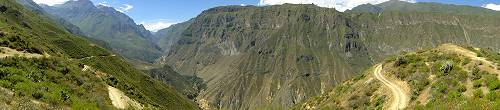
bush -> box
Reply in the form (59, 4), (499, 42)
(394, 56), (406, 67)
(457, 84), (467, 93)
(447, 91), (461, 99)
(473, 80), (483, 88)
(462, 58), (471, 65)
(474, 89), (484, 98)
(486, 92), (498, 101)
(32, 92), (43, 99)
(440, 61), (454, 74)
(486, 78), (500, 90)
(471, 67), (482, 80)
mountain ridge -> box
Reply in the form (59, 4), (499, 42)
(40, 0), (161, 63)
(159, 2), (500, 109)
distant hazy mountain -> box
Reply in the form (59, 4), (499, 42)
(158, 1), (500, 109)
(154, 19), (194, 52)
(40, 0), (161, 63)
(350, 0), (500, 15)
(0, 0), (198, 109)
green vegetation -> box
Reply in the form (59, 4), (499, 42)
(0, 57), (109, 109)
(295, 44), (500, 109)
(292, 69), (383, 109)
(146, 65), (206, 100)
(0, 0), (199, 109)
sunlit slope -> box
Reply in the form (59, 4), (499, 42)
(0, 0), (199, 109)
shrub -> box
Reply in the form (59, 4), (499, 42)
(486, 77), (500, 90)
(474, 89), (484, 98)
(440, 61), (454, 74)
(471, 67), (483, 80)
(447, 91), (461, 99)
(486, 92), (498, 101)
(32, 92), (43, 99)
(394, 56), (406, 67)
(457, 84), (467, 93)
(462, 58), (471, 65)
(473, 80), (483, 88)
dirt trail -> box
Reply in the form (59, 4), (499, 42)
(107, 86), (143, 109)
(0, 47), (47, 58)
(374, 64), (409, 110)
(438, 44), (487, 62)
(78, 54), (116, 60)
(438, 44), (500, 79)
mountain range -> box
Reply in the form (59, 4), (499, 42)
(158, 1), (500, 109)
(40, 0), (161, 63)
(3, 0), (500, 109)
(0, 0), (198, 109)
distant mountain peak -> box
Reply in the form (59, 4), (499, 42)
(57, 0), (93, 7)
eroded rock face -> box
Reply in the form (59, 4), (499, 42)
(160, 5), (371, 109)
(159, 2), (500, 110)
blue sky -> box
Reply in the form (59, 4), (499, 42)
(33, 0), (500, 31)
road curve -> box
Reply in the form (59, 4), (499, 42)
(373, 64), (409, 110)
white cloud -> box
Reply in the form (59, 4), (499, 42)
(483, 3), (500, 11)
(117, 4), (134, 13)
(259, 0), (416, 12)
(98, 2), (111, 7)
(33, 0), (72, 6)
(140, 20), (178, 32)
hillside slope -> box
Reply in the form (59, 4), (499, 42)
(0, 0), (198, 109)
(159, 1), (500, 109)
(295, 44), (500, 109)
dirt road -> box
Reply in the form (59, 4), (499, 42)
(107, 86), (143, 109)
(374, 64), (409, 110)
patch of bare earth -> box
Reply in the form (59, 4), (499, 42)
(374, 64), (411, 110)
(437, 44), (500, 79)
(0, 47), (47, 58)
(107, 86), (143, 109)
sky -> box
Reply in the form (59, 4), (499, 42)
(33, 0), (500, 32)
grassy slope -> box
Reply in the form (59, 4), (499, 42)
(0, 0), (198, 109)
(294, 44), (500, 109)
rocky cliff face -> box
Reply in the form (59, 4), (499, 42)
(41, 0), (161, 63)
(154, 19), (194, 52)
(158, 2), (500, 109)
(159, 4), (373, 109)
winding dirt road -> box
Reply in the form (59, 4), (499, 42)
(374, 64), (409, 110)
